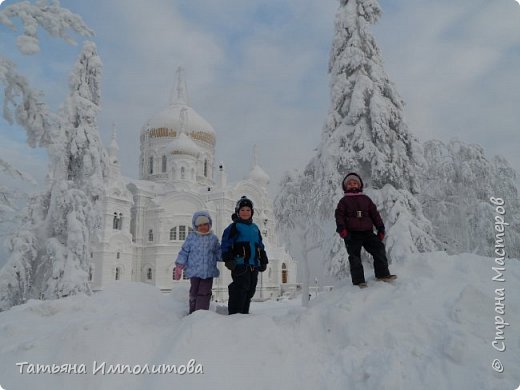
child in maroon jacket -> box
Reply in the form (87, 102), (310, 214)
(335, 172), (396, 288)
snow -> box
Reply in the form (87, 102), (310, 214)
(0, 252), (519, 389)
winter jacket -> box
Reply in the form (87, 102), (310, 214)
(175, 211), (221, 279)
(335, 192), (385, 234)
(221, 219), (268, 269)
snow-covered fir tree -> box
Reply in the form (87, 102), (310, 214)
(421, 139), (520, 258)
(0, 1), (102, 310)
(275, 0), (437, 278)
(40, 40), (108, 300)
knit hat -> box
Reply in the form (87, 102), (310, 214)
(235, 196), (254, 216)
(194, 215), (210, 227)
(342, 172), (364, 192)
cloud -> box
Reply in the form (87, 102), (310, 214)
(374, 0), (520, 173)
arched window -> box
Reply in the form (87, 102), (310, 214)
(116, 251), (120, 259)
(115, 267), (121, 281)
(89, 266), (93, 281)
(282, 263), (288, 284)
(203, 159), (208, 177)
(147, 268), (153, 280)
(162, 155), (167, 172)
(181, 167), (185, 179)
(148, 229), (154, 242)
(149, 156), (154, 174)
(179, 226), (186, 240)
(170, 227), (177, 241)
(112, 213), (123, 230)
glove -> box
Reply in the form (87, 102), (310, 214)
(339, 229), (349, 239)
(174, 264), (184, 280)
(377, 231), (385, 241)
(225, 260), (236, 271)
(259, 249), (268, 273)
(222, 251), (234, 263)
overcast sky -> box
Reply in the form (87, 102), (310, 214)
(1, 0), (520, 197)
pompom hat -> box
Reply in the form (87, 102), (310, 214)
(342, 172), (364, 192)
(235, 196), (254, 216)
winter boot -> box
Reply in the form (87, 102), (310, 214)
(376, 275), (397, 282)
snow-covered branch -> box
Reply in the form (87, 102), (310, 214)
(0, 0), (94, 55)
(0, 57), (61, 148)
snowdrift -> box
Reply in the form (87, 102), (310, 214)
(1, 252), (519, 390)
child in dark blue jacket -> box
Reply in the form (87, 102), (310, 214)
(221, 196), (268, 314)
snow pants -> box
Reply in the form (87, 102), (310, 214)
(344, 231), (391, 285)
(189, 277), (213, 314)
(228, 266), (258, 314)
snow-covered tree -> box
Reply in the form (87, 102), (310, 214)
(274, 170), (326, 306)
(40, 40), (107, 300)
(275, 0), (437, 279)
(0, 159), (35, 275)
(421, 139), (520, 258)
(0, 1), (105, 311)
(0, 159), (34, 221)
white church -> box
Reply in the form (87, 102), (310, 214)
(89, 67), (298, 301)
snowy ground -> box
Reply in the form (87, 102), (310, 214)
(1, 252), (519, 390)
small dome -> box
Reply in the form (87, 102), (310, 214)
(165, 132), (200, 157)
(249, 164), (270, 187)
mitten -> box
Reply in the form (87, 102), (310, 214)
(225, 260), (236, 271)
(377, 231), (385, 241)
(339, 229), (349, 239)
(259, 249), (269, 267)
(174, 264), (184, 280)
(222, 251), (234, 263)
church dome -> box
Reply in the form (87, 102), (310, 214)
(249, 164), (270, 187)
(140, 67), (216, 146)
(247, 146), (270, 188)
(164, 132), (200, 157)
